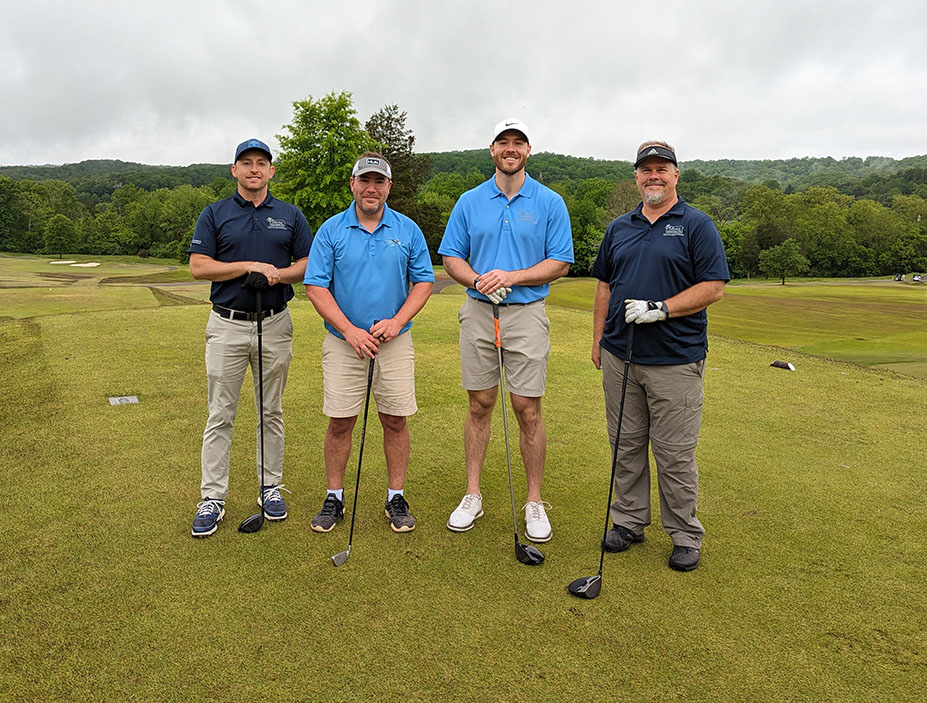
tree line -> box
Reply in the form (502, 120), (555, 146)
(1, 90), (926, 279)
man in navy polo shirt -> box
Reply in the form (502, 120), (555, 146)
(591, 140), (729, 571)
(188, 138), (312, 537)
(439, 118), (573, 543)
(304, 152), (434, 534)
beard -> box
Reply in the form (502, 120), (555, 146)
(494, 154), (526, 175)
(643, 188), (665, 206)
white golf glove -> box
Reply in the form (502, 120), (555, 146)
(625, 299), (668, 324)
(486, 287), (512, 305)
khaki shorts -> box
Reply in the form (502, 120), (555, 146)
(458, 296), (549, 397)
(322, 331), (418, 418)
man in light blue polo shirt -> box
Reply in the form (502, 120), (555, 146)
(439, 118), (573, 543)
(304, 152), (434, 534)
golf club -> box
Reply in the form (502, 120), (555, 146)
(239, 287), (267, 533)
(332, 353), (376, 566)
(493, 303), (544, 566)
(568, 323), (635, 598)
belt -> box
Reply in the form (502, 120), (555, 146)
(473, 297), (529, 307)
(212, 303), (286, 321)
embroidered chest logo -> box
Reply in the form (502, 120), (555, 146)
(386, 238), (401, 247)
(516, 209), (538, 224)
(663, 224), (684, 237)
(266, 217), (288, 230)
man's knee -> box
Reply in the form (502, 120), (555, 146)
(379, 413), (407, 435)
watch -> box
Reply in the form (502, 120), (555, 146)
(647, 300), (669, 317)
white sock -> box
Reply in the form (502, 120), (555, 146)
(328, 489), (344, 502)
(387, 488), (404, 502)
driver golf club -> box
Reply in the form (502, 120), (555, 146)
(332, 353), (376, 566)
(568, 323), (635, 598)
(239, 287), (267, 534)
(493, 303), (544, 566)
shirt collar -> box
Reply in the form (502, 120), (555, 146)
(487, 172), (537, 200)
(630, 196), (687, 222)
(233, 190), (275, 208)
(345, 202), (394, 231)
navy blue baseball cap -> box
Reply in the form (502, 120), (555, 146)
(234, 138), (272, 163)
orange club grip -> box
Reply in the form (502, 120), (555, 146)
(493, 316), (501, 348)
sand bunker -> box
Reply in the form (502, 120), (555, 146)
(70, 262), (101, 267)
(50, 260), (77, 264)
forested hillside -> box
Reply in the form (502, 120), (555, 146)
(2, 93), (925, 280)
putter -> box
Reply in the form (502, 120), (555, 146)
(332, 354), (376, 566)
(493, 304), (544, 566)
(568, 323), (635, 598)
(239, 288), (267, 534)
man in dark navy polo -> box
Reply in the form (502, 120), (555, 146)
(591, 140), (729, 571)
(188, 138), (313, 537)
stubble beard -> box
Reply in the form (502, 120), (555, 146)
(643, 188), (665, 206)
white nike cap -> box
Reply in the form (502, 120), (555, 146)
(491, 118), (530, 144)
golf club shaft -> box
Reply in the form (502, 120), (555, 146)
(257, 288), (265, 511)
(598, 323), (634, 576)
(493, 305), (520, 543)
(344, 355), (375, 552)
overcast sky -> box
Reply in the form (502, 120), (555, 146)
(3, 0), (925, 167)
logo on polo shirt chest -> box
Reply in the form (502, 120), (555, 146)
(664, 224), (684, 237)
(266, 217), (287, 230)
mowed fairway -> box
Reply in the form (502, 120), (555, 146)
(0, 257), (925, 701)
(551, 276), (927, 379)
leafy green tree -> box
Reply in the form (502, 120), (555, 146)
(275, 91), (377, 230)
(43, 214), (78, 258)
(0, 176), (26, 252)
(366, 104), (430, 212)
(759, 238), (809, 284)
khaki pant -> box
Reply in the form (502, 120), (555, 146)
(200, 308), (293, 500)
(321, 331), (418, 418)
(458, 296), (550, 397)
(602, 349), (705, 548)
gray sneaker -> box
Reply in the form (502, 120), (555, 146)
(385, 494), (416, 533)
(311, 494), (344, 533)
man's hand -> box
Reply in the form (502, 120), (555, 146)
(370, 318), (402, 344)
(625, 299), (668, 324)
(344, 326), (380, 359)
(242, 272), (270, 291)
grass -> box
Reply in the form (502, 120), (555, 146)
(0, 257), (925, 700)
(548, 276), (927, 379)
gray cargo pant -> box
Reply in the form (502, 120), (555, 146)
(602, 349), (705, 548)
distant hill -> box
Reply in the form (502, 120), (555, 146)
(425, 150), (927, 189)
(3, 153), (927, 197)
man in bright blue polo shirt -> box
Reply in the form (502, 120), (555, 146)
(188, 138), (313, 537)
(304, 152), (434, 534)
(591, 140), (729, 572)
(439, 118), (573, 543)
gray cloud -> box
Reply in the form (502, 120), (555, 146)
(2, 0), (925, 166)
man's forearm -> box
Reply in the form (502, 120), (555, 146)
(593, 280), (610, 343)
(442, 256), (479, 288)
(393, 281), (434, 327)
(665, 280), (725, 317)
(278, 257), (308, 284)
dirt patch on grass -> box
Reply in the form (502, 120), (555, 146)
(150, 286), (209, 307)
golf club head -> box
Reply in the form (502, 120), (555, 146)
(515, 541), (545, 566)
(567, 575), (602, 599)
(331, 547), (351, 567)
(238, 513), (264, 533)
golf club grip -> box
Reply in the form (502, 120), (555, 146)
(492, 304), (501, 348)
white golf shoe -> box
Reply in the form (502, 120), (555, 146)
(447, 494), (484, 532)
(524, 501), (552, 543)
